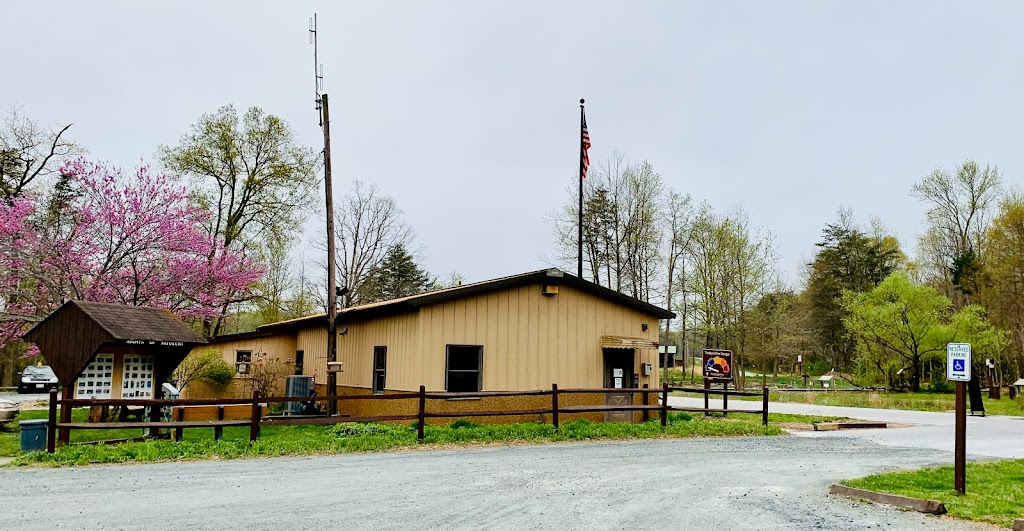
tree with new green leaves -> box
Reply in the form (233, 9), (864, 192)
(357, 244), (432, 303)
(982, 192), (1024, 380)
(160, 104), (320, 251)
(842, 272), (1006, 392)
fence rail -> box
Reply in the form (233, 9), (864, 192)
(45, 384), (770, 453)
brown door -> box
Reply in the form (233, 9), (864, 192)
(603, 348), (635, 422)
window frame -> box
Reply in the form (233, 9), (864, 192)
(235, 350), (252, 375)
(445, 345), (483, 393)
(372, 346), (387, 394)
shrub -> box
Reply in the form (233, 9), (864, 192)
(331, 423), (385, 438)
(449, 419), (479, 429)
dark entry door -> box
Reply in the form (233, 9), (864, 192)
(603, 348), (635, 423)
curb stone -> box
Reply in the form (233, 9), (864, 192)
(829, 484), (946, 515)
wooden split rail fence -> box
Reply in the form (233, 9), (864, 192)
(45, 384), (770, 453)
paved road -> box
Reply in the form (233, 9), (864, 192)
(0, 392), (49, 405)
(0, 437), (995, 531)
(669, 395), (1024, 459)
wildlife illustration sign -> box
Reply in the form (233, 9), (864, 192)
(702, 349), (733, 381)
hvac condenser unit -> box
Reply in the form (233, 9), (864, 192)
(284, 375), (315, 415)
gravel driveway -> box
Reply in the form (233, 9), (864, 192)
(0, 436), (994, 530)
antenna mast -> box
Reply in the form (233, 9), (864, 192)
(310, 13), (339, 416)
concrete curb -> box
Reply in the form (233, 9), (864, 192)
(1012, 518), (1024, 531)
(829, 484), (946, 515)
(814, 421), (888, 431)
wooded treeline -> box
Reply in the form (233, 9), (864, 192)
(553, 155), (1019, 390)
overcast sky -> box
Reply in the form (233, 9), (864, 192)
(4, 1), (1023, 288)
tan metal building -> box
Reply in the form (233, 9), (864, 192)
(190, 269), (673, 421)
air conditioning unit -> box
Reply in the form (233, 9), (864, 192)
(284, 375), (315, 415)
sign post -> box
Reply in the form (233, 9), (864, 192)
(947, 342), (971, 495)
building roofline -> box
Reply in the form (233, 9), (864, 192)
(258, 268), (674, 333)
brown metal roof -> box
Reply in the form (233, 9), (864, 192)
(259, 268), (675, 332)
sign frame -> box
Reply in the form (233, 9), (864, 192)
(701, 349), (733, 381)
(947, 343), (972, 382)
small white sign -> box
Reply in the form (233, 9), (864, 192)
(614, 377), (623, 388)
(947, 343), (972, 382)
(613, 368), (623, 378)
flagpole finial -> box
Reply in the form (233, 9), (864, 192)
(580, 98), (585, 106)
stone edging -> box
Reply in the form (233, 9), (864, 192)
(1013, 518), (1024, 531)
(829, 484), (946, 515)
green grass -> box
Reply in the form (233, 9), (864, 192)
(6, 412), (785, 467)
(843, 459), (1024, 528)
(729, 390), (1024, 416)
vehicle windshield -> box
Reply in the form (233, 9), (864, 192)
(24, 366), (55, 378)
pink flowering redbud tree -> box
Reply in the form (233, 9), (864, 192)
(0, 159), (264, 351)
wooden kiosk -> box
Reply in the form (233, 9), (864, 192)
(23, 301), (206, 443)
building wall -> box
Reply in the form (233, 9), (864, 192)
(180, 335), (298, 399)
(303, 311), (420, 390)
(414, 282), (660, 391)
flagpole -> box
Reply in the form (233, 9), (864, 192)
(578, 98), (585, 279)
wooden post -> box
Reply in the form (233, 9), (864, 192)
(762, 386), (769, 426)
(174, 406), (185, 442)
(551, 384), (559, 429)
(322, 92), (339, 417)
(660, 383), (669, 427)
(955, 381), (966, 495)
(58, 386), (72, 444)
(722, 380), (729, 417)
(147, 394), (161, 438)
(215, 405), (224, 441)
(249, 391), (261, 443)
(703, 378), (710, 416)
(641, 383), (649, 422)
(417, 385), (426, 442)
(46, 388), (57, 453)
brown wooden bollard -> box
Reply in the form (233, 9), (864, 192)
(417, 385), (426, 442)
(46, 388), (58, 453)
(249, 391), (261, 443)
(551, 384), (559, 429)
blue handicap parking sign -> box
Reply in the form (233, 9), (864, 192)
(953, 359), (965, 372)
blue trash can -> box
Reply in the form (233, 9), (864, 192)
(20, 419), (48, 452)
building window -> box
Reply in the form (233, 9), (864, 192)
(295, 350), (304, 375)
(446, 345), (482, 392)
(372, 346), (387, 394)
(235, 351), (252, 375)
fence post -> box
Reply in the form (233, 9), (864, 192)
(551, 384), (559, 429)
(59, 387), (72, 444)
(417, 385), (426, 442)
(660, 383), (669, 427)
(47, 388), (57, 453)
(174, 406), (185, 442)
(762, 386), (769, 426)
(703, 378), (710, 416)
(642, 384), (649, 423)
(249, 391), (261, 443)
(722, 381), (729, 417)
(215, 406), (225, 441)
(147, 394), (161, 438)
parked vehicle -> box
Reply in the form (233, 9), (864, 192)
(0, 398), (19, 425)
(18, 365), (59, 393)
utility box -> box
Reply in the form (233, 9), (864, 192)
(284, 375), (315, 415)
(20, 419), (47, 452)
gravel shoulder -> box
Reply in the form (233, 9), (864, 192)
(0, 436), (997, 531)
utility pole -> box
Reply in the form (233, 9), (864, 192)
(311, 14), (338, 416)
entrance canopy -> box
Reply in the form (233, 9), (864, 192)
(600, 335), (658, 350)
(23, 301), (206, 389)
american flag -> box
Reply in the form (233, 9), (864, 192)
(581, 111), (591, 179)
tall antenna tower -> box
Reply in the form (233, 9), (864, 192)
(310, 12), (339, 416)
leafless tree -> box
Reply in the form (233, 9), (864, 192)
(0, 107), (82, 200)
(333, 180), (414, 307)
